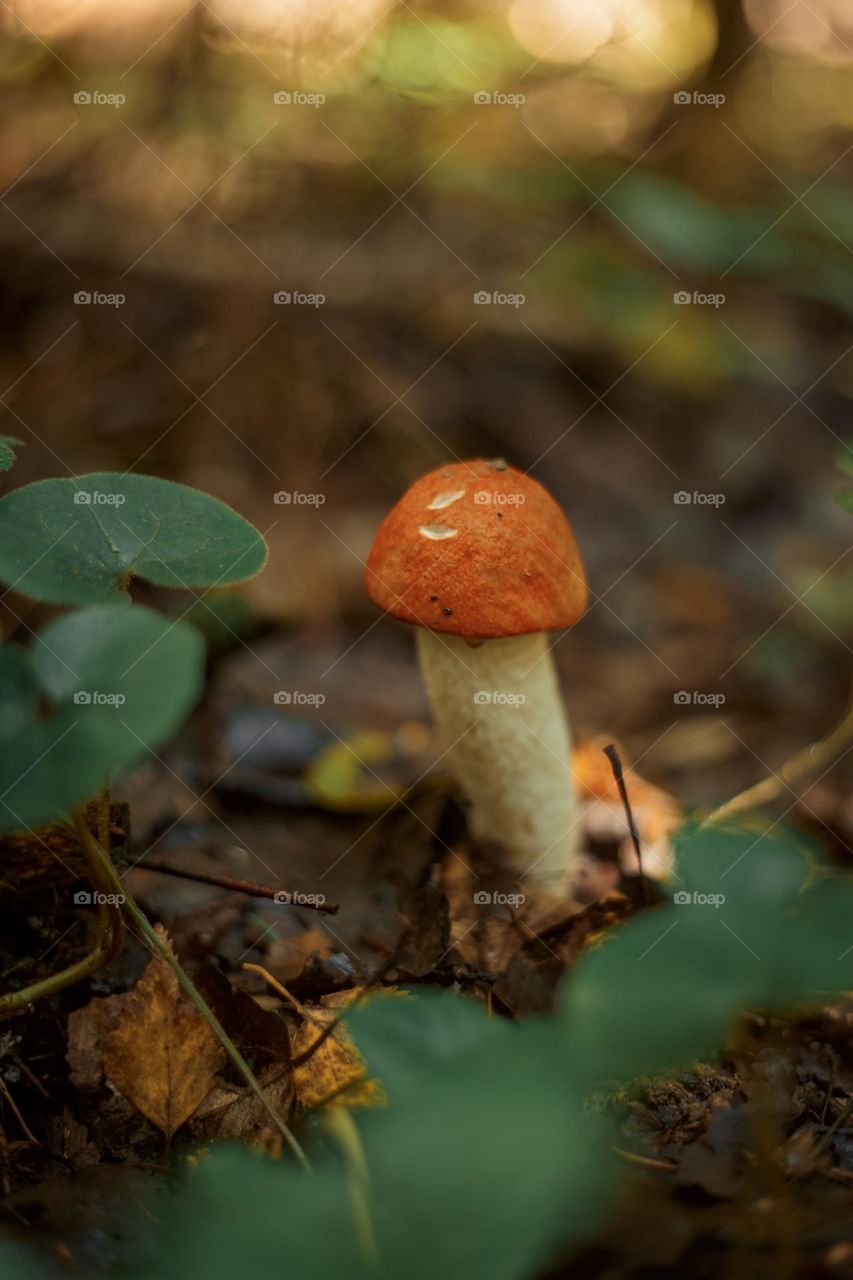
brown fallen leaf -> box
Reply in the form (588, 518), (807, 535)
(102, 927), (225, 1142)
(292, 988), (399, 1112)
(190, 1063), (294, 1146)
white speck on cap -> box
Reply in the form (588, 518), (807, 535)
(427, 489), (466, 511)
(419, 524), (458, 540)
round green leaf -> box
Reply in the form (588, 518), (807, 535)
(0, 473), (268, 605)
(0, 604), (204, 833)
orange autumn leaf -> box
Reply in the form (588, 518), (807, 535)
(102, 927), (224, 1141)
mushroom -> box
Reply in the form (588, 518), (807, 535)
(365, 458), (587, 891)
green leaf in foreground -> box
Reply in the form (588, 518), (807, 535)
(0, 473), (267, 604)
(0, 436), (23, 473)
(560, 823), (853, 1084)
(138, 993), (612, 1280)
(835, 487), (853, 514)
(0, 604), (203, 832)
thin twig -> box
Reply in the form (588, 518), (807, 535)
(815, 1095), (853, 1158)
(603, 743), (647, 905)
(705, 699), (853, 826)
(134, 859), (339, 914)
(0, 1076), (40, 1145)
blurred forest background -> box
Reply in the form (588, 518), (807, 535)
(1, 0), (852, 834)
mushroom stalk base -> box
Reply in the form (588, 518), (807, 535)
(416, 629), (577, 890)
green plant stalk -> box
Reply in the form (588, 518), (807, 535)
(72, 811), (310, 1171)
(0, 818), (119, 1016)
(323, 1106), (379, 1262)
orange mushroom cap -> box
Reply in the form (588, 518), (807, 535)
(365, 458), (587, 639)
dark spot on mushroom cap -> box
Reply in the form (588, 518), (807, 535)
(489, 457), (508, 471)
(443, 606), (453, 616)
(429, 594), (438, 601)
(496, 512), (503, 518)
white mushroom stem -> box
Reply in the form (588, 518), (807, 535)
(415, 628), (577, 890)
